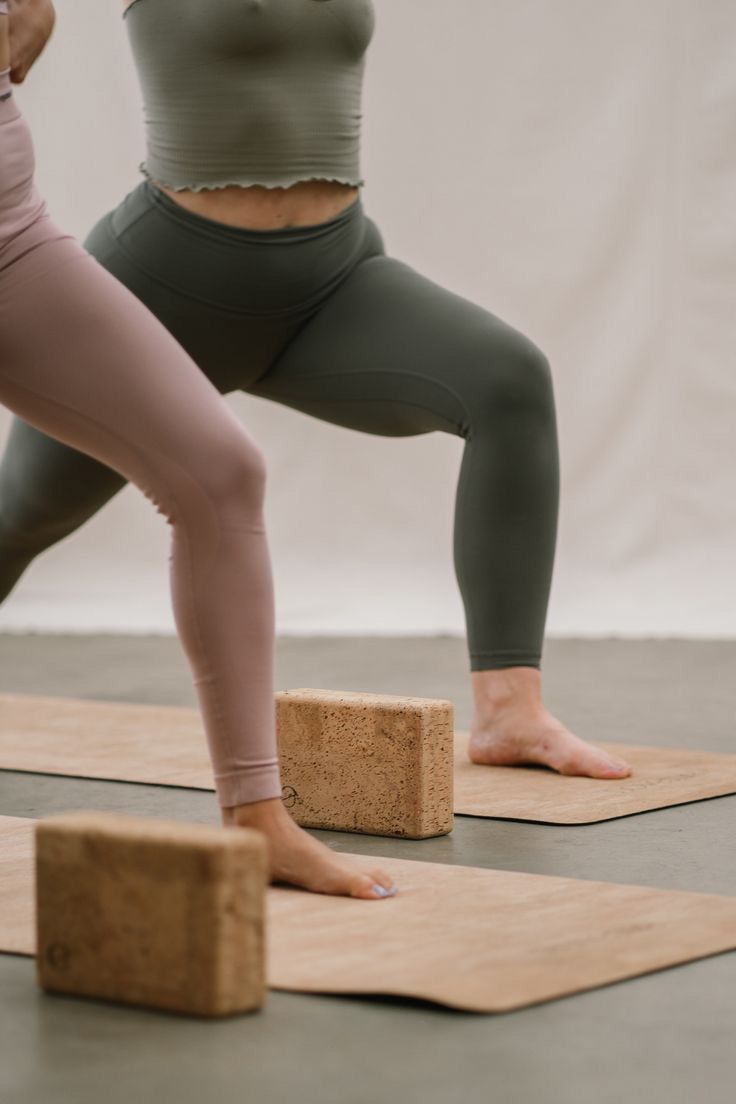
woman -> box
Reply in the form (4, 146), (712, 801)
(0, 0), (396, 900)
(0, 0), (632, 780)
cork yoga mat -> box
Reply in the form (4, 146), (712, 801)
(2, 815), (736, 1012)
(452, 733), (736, 824)
(3, 694), (736, 825)
(0, 816), (35, 955)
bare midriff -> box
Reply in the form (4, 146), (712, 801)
(155, 178), (361, 231)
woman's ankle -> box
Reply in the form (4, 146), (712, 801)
(472, 666), (543, 718)
(221, 796), (286, 829)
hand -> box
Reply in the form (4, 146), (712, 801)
(8, 0), (55, 84)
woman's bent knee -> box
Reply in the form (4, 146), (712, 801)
(471, 327), (555, 428)
(191, 433), (268, 523)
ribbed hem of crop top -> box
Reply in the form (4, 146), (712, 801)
(137, 162), (365, 194)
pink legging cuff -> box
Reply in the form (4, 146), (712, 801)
(216, 764), (283, 809)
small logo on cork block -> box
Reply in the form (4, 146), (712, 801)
(281, 785), (300, 809)
(45, 943), (72, 971)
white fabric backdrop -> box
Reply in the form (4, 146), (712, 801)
(1, 0), (735, 637)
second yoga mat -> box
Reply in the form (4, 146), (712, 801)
(2, 693), (736, 824)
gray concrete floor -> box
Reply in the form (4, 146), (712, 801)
(1, 635), (735, 1104)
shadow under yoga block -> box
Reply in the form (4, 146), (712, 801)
(35, 812), (268, 1017)
(275, 689), (454, 838)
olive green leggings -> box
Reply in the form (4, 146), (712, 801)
(0, 181), (560, 670)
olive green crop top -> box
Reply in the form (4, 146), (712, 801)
(123, 0), (375, 191)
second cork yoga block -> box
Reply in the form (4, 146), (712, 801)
(36, 812), (267, 1017)
(275, 688), (454, 838)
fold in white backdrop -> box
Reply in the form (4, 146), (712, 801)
(1, 0), (734, 637)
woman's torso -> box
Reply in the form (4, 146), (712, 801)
(120, 0), (373, 229)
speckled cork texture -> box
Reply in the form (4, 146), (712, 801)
(35, 812), (267, 1017)
(275, 689), (454, 838)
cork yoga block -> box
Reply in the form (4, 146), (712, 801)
(275, 688), (454, 838)
(36, 813), (267, 1017)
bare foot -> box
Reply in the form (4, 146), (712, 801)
(222, 798), (398, 899)
(470, 667), (632, 779)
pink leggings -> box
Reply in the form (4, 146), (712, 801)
(0, 64), (281, 808)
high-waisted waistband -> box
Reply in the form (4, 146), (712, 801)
(102, 180), (382, 316)
(145, 180), (365, 244)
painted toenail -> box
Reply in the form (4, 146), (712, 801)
(372, 884), (397, 898)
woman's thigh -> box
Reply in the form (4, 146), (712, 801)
(248, 248), (547, 438)
(0, 224), (261, 512)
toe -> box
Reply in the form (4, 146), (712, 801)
(350, 873), (398, 900)
(598, 757), (632, 779)
(370, 869), (398, 896)
(587, 747), (632, 778)
(559, 746), (633, 779)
